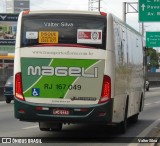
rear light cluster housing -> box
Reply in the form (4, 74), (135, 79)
(15, 72), (25, 101)
(99, 75), (111, 104)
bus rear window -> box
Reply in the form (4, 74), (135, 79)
(21, 14), (106, 49)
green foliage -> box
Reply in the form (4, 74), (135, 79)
(145, 47), (160, 69)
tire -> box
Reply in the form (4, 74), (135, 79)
(50, 123), (62, 132)
(129, 114), (139, 123)
(6, 98), (11, 104)
(39, 122), (62, 132)
(118, 99), (128, 134)
(39, 128), (50, 131)
(118, 114), (127, 134)
(139, 94), (144, 112)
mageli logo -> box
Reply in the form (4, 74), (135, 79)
(28, 66), (98, 78)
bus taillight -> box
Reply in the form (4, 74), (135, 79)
(23, 10), (30, 15)
(15, 72), (25, 101)
(99, 75), (111, 104)
(100, 12), (107, 16)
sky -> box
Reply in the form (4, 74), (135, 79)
(29, 0), (160, 50)
(1, 0), (160, 32)
(0, 0), (160, 49)
(29, 0), (160, 33)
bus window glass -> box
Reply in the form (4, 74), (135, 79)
(21, 14), (106, 49)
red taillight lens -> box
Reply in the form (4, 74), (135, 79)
(100, 12), (107, 16)
(15, 72), (25, 101)
(99, 75), (111, 104)
(23, 10), (30, 15)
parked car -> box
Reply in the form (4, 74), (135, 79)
(4, 76), (14, 103)
(146, 80), (149, 91)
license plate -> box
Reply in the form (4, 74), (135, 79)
(53, 109), (70, 115)
(39, 31), (58, 43)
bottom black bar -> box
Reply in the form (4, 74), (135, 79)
(0, 137), (159, 143)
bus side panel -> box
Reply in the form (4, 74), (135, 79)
(111, 16), (144, 123)
(105, 14), (126, 123)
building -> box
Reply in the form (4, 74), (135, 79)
(0, 13), (18, 85)
(6, 0), (30, 13)
(0, 0), (29, 85)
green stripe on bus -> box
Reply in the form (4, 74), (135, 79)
(21, 58), (98, 99)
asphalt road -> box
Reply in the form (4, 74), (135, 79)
(0, 88), (160, 146)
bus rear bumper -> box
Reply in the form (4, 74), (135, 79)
(14, 98), (113, 124)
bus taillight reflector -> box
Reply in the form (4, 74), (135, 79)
(15, 72), (25, 101)
(18, 109), (25, 113)
(36, 107), (49, 111)
(99, 75), (111, 104)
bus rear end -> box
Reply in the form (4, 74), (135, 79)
(14, 11), (113, 129)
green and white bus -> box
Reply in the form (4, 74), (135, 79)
(14, 10), (145, 133)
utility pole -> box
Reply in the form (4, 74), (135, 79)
(88, 0), (101, 11)
(122, 2), (126, 23)
(98, 0), (100, 11)
(142, 23), (144, 37)
(122, 2), (138, 22)
(122, 2), (144, 37)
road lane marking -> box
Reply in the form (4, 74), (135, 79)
(136, 119), (160, 137)
(145, 101), (160, 106)
(0, 110), (12, 113)
(144, 103), (152, 106)
(22, 125), (38, 130)
(154, 101), (160, 104)
(0, 101), (6, 104)
(128, 118), (160, 146)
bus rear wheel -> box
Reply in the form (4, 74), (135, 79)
(39, 122), (62, 132)
(117, 114), (127, 134)
(129, 114), (139, 123)
(50, 123), (62, 131)
(39, 127), (50, 131)
(118, 98), (128, 134)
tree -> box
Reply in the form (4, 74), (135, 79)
(145, 47), (160, 70)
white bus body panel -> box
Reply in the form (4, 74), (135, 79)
(106, 13), (144, 123)
(14, 11), (144, 124)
